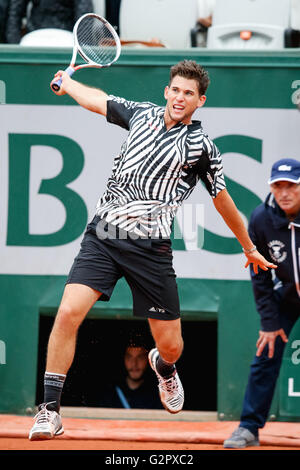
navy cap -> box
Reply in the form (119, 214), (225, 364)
(268, 158), (300, 184)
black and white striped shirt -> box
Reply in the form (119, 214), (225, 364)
(96, 96), (226, 238)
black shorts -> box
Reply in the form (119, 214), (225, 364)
(66, 216), (180, 320)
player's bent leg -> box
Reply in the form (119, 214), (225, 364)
(29, 283), (101, 441)
(148, 318), (184, 414)
(46, 283), (101, 373)
(148, 318), (183, 363)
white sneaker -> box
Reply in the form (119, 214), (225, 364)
(29, 402), (64, 441)
(223, 427), (259, 448)
(148, 348), (184, 414)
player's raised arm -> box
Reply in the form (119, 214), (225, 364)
(212, 188), (277, 273)
(49, 13), (121, 116)
(50, 70), (109, 115)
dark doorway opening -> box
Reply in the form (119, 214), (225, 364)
(36, 315), (217, 411)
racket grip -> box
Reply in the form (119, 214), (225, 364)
(51, 66), (75, 92)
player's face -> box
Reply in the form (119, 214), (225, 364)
(271, 181), (300, 217)
(164, 75), (206, 126)
(124, 347), (148, 381)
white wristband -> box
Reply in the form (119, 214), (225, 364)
(243, 245), (257, 254)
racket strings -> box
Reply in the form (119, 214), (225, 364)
(77, 16), (118, 66)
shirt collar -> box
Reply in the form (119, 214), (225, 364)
(159, 108), (202, 130)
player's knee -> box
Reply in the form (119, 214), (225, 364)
(159, 337), (183, 363)
(171, 339), (184, 361)
(55, 304), (81, 331)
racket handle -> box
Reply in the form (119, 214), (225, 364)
(51, 66), (75, 92)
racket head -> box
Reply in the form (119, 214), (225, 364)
(73, 13), (121, 68)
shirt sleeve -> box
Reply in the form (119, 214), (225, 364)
(248, 209), (281, 331)
(195, 135), (226, 198)
(106, 95), (146, 131)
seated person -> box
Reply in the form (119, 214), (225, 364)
(87, 344), (163, 409)
(0, 0), (9, 42)
(196, 0), (215, 46)
(197, 0), (215, 27)
(6, 0), (93, 44)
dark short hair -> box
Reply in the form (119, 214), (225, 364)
(169, 60), (210, 96)
(125, 333), (148, 351)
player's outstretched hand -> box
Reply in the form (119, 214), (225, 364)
(244, 250), (277, 274)
(50, 70), (71, 96)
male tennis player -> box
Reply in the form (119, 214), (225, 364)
(29, 60), (276, 440)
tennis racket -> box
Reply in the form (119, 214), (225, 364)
(51, 13), (121, 92)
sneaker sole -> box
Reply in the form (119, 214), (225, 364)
(29, 427), (64, 441)
(148, 349), (183, 414)
(161, 402), (182, 414)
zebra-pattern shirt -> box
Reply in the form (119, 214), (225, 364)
(95, 96), (226, 238)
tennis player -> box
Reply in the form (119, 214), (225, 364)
(29, 60), (276, 440)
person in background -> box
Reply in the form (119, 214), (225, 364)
(197, 0), (215, 28)
(0, 0), (9, 42)
(105, 0), (121, 35)
(291, 0), (300, 32)
(291, 0), (300, 47)
(224, 158), (300, 448)
(5, 0), (93, 44)
(196, 0), (215, 47)
(88, 342), (163, 409)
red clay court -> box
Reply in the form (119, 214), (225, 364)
(1, 408), (300, 451)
